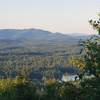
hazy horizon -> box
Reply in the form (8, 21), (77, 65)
(0, 0), (100, 35)
(0, 28), (95, 36)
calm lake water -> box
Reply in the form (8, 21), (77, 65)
(62, 74), (95, 82)
(62, 75), (77, 82)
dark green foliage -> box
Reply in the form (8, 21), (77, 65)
(0, 77), (100, 100)
(80, 78), (100, 100)
(79, 35), (100, 77)
(0, 76), (37, 100)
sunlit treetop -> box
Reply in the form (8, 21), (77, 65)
(89, 14), (100, 35)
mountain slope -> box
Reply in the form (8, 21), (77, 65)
(0, 29), (80, 50)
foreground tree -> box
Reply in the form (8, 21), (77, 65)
(69, 14), (100, 79)
(81, 14), (100, 78)
(80, 35), (100, 77)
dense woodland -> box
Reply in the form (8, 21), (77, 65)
(0, 15), (100, 100)
(0, 41), (79, 80)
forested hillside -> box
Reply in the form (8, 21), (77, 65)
(0, 29), (83, 81)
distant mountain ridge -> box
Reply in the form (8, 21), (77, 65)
(0, 28), (88, 40)
(0, 29), (75, 40)
(0, 28), (89, 51)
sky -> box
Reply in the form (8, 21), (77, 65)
(0, 0), (100, 35)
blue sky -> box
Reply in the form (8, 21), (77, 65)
(0, 0), (100, 34)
